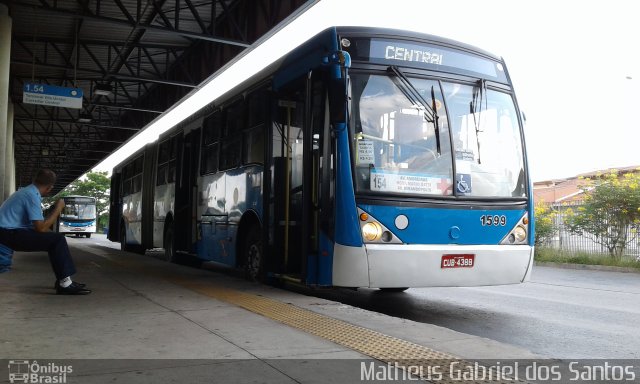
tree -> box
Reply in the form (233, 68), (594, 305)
(534, 201), (556, 246)
(565, 170), (640, 259)
(45, 171), (111, 230)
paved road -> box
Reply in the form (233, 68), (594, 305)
(312, 265), (640, 359)
(76, 236), (640, 359)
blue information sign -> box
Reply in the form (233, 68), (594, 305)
(23, 83), (83, 109)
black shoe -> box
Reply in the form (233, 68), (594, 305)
(56, 281), (91, 295)
(54, 280), (86, 289)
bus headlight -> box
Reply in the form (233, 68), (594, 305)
(362, 222), (383, 242)
(513, 226), (527, 242)
(500, 213), (529, 245)
(357, 208), (403, 244)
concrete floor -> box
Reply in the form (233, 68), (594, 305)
(0, 236), (539, 383)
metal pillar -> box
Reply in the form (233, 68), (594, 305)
(0, 4), (11, 201)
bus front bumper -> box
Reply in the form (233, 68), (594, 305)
(333, 243), (534, 288)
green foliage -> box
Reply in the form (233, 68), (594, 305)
(45, 171), (111, 230)
(564, 170), (640, 259)
(534, 202), (556, 245)
(534, 247), (640, 270)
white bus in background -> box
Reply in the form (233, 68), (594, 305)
(55, 196), (97, 238)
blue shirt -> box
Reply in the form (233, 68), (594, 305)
(0, 184), (45, 229)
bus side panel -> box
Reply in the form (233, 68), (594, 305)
(333, 124), (362, 248)
(331, 243), (369, 287)
(224, 167), (263, 267)
(315, 231), (334, 285)
(197, 173), (226, 262)
(196, 165), (263, 265)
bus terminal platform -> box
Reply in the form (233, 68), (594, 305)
(0, 235), (540, 383)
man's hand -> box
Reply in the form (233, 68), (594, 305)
(55, 199), (65, 212)
(34, 199), (65, 232)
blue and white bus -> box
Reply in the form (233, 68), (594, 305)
(108, 27), (534, 290)
(56, 196), (97, 238)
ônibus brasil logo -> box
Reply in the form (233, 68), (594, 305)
(8, 360), (72, 383)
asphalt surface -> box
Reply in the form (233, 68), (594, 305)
(311, 265), (640, 359)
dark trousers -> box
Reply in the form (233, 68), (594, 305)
(0, 229), (77, 280)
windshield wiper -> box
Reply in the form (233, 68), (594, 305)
(469, 79), (487, 164)
(387, 66), (441, 155)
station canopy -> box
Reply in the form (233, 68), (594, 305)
(6, 0), (306, 194)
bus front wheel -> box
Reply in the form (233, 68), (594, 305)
(120, 226), (128, 252)
(244, 227), (263, 282)
(163, 224), (176, 262)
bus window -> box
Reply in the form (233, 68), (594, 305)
(201, 110), (222, 175)
(248, 88), (269, 128)
(220, 135), (242, 170)
(158, 140), (170, 164)
(243, 127), (264, 165)
(132, 174), (143, 193)
(225, 100), (246, 136)
(167, 162), (176, 183)
(442, 83), (525, 197)
(201, 142), (219, 174)
(203, 111), (223, 145)
(351, 73), (453, 196)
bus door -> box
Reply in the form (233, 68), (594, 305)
(174, 129), (201, 253)
(108, 171), (122, 242)
(270, 73), (330, 284)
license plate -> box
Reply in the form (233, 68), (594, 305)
(441, 254), (475, 268)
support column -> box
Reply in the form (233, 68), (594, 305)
(0, 3), (12, 201)
(5, 102), (14, 197)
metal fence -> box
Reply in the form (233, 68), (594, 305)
(540, 202), (640, 259)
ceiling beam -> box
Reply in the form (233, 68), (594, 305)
(12, 36), (190, 50)
(8, 1), (250, 47)
(11, 60), (197, 88)
(14, 117), (141, 131)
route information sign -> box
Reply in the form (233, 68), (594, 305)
(23, 83), (83, 109)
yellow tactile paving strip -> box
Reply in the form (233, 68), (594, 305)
(173, 280), (526, 384)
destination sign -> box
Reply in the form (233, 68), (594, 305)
(23, 83), (83, 109)
(344, 37), (507, 82)
(379, 43), (444, 65)
(66, 197), (94, 204)
(369, 39), (501, 79)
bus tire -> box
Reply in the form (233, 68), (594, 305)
(163, 224), (177, 263)
(379, 288), (408, 293)
(243, 226), (263, 282)
(86, 233), (91, 238)
(120, 225), (129, 252)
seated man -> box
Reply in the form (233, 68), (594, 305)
(0, 242), (12, 273)
(0, 169), (91, 295)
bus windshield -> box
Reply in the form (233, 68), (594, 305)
(61, 200), (96, 220)
(351, 72), (526, 198)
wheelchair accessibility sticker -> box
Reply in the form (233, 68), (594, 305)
(456, 174), (472, 194)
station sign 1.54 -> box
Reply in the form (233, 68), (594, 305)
(23, 83), (83, 109)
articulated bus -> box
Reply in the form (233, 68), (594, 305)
(108, 27), (534, 290)
(56, 196), (97, 238)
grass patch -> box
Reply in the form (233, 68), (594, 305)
(535, 247), (640, 270)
